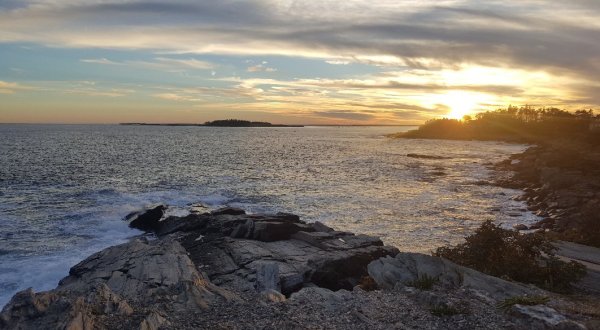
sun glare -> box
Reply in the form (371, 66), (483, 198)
(444, 92), (481, 120)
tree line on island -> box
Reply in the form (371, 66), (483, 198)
(204, 119), (296, 127)
(120, 119), (303, 127)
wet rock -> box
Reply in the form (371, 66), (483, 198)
(128, 205), (167, 231)
(429, 170), (446, 176)
(311, 221), (335, 232)
(406, 154), (451, 160)
(155, 213), (209, 236)
(124, 211), (139, 221)
(211, 207), (246, 216)
(492, 144), (600, 248)
(228, 215), (314, 242)
(251, 220), (312, 242)
(513, 224), (528, 231)
(189, 203), (210, 214)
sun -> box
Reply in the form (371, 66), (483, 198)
(444, 91), (479, 120)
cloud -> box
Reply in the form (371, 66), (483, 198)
(81, 58), (119, 65)
(247, 61), (277, 72)
(63, 87), (133, 97)
(1, 0), (598, 81)
(326, 60), (351, 65)
(153, 92), (199, 102)
(0, 81), (30, 94)
(153, 57), (214, 70)
(80, 56), (215, 71)
(151, 85), (259, 103)
(314, 110), (375, 121)
(1, 1), (600, 122)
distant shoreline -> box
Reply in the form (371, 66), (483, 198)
(0, 123), (418, 127)
(119, 123), (305, 127)
(118, 123), (419, 127)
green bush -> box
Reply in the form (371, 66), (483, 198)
(434, 221), (586, 293)
(497, 295), (550, 311)
(406, 274), (439, 290)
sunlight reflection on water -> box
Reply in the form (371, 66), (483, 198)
(0, 124), (538, 306)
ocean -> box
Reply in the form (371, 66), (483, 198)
(0, 124), (539, 307)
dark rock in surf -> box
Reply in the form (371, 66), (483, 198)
(406, 153), (451, 160)
(127, 205), (167, 232)
(210, 207), (246, 216)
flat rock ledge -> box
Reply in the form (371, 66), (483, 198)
(1, 207), (594, 329)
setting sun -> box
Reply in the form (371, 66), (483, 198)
(444, 91), (485, 120)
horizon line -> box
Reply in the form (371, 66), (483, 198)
(0, 122), (421, 127)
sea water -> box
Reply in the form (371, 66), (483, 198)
(0, 124), (539, 307)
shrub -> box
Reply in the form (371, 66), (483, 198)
(497, 295), (550, 311)
(406, 274), (439, 290)
(434, 221), (586, 293)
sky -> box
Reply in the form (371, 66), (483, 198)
(0, 0), (599, 125)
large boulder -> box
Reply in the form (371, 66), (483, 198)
(59, 238), (235, 307)
(1, 238), (237, 329)
(155, 213), (209, 236)
(368, 252), (542, 300)
(178, 212), (399, 295)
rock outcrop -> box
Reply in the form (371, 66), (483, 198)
(367, 252), (543, 301)
(368, 253), (592, 329)
(0, 237), (235, 329)
(1, 208), (399, 329)
(2, 207), (595, 329)
(127, 204), (167, 232)
(493, 144), (600, 247)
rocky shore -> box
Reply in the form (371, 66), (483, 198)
(2, 206), (596, 329)
(493, 142), (600, 247)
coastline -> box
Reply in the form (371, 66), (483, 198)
(1, 127), (599, 328)
(2, 206), (598, 329)
(392, 130), (600, 250)
(492, 143), (600, 248)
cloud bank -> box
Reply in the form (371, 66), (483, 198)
(1, 0), (599, 123)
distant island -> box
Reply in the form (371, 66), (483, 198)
(121, 119), (303, 127)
